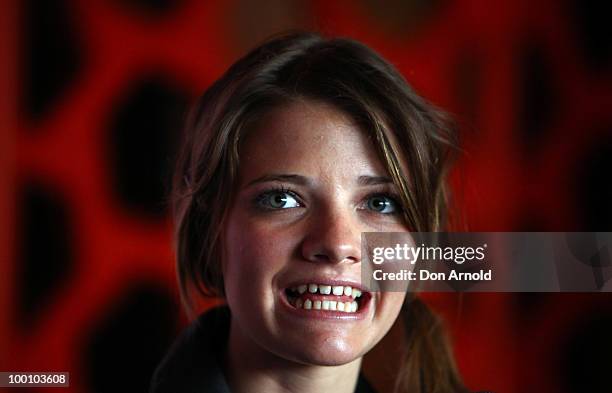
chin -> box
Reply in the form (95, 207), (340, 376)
(281, 336), (366, 367)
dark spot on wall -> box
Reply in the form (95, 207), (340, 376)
(22, 0), (82, 123)
(117, 0), (183, 17)
(569, 0), (611, 70)
(513, 210), (552, 231)
(513, 293), (551, 319)
(519, 41), (557, 154)
(561, 312), (612, 393)
(575, 131), (612, 231)
(108, 75), (187, 218)
(84, 284), (178, 393)
(18, 181), (73, 329)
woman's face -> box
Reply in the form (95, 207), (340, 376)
(223, 100), (407, 366)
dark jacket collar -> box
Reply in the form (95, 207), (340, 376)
(151, 306), (231, 393)
(150, 306), (376, 393)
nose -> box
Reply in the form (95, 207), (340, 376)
(301, 206), (361, 264)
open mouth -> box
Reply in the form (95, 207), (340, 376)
(284, 283), (371, 314)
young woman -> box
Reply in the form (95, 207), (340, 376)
(151, 32), (479, 393)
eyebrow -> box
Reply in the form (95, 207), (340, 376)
(245, 174), (394, 188)
(246, 174), (311, 187)
(357, 175), (394, 186)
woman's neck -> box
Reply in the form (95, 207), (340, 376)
(224, 319), (362, 393)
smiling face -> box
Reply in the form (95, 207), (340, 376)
(222, 99), (408, 367)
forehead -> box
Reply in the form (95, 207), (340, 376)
(238, 100), (389, 183)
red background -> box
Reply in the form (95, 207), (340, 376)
(2, 1), (611, 392)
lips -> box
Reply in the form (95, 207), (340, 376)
(283, 282), (371, 314)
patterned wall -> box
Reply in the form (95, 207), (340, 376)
(3, 0), (611, 392)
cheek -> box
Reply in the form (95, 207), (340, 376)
(376, 292), (406, 332)
(222, 213), (296, 299)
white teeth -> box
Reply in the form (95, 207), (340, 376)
(290, 283), (363, 313)
(292, 284), (362, 297)
(294, 298), (359, 313)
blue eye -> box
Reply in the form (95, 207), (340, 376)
(366, 195), (398, 214)
(257, 190), (301, 209)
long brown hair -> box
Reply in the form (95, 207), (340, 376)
(171, 31), (468, 393)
